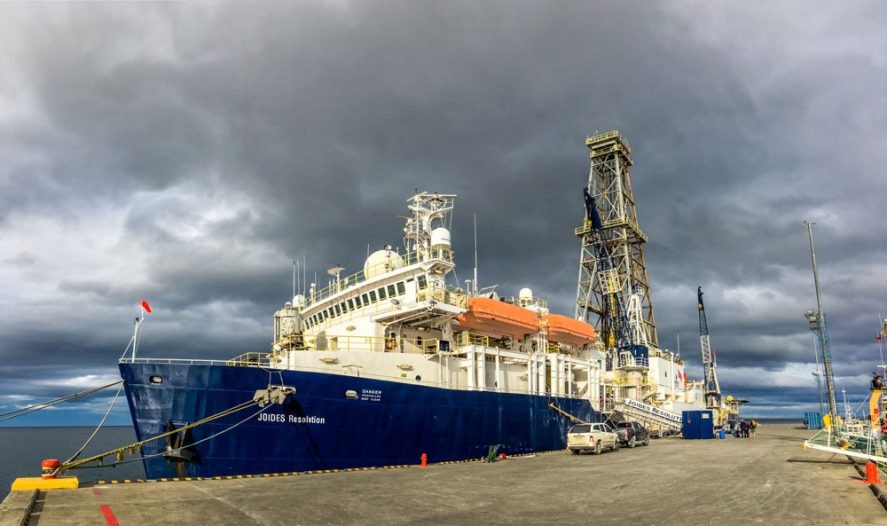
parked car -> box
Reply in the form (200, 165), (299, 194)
(567, 422), (620, 455)
(611, 421), (650, 448)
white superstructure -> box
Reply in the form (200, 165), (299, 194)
(250, 192), (701, 418)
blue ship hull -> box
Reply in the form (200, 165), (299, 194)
(120, 362), (602, 479)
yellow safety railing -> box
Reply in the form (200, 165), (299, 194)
(307, 247), (454, 307)
(462, 332), (490, 347)
(226, 352), (271, 366)
(230, 334), (441, 356)
(304, 282), (466, 333)
(418, 283), (467, 308)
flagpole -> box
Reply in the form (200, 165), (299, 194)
(132, 300), (152, 362)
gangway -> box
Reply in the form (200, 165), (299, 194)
(613, 398), (682, 433)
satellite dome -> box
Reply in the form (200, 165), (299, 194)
(364, 249), (404, 278)
(430, 227), (451, 247)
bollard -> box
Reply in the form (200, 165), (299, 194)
(41, 459), (61, 480)
(865, 462), (882, 484)
(420, 453), (428, 468)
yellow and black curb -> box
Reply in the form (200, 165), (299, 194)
(91, 450), (564, 485)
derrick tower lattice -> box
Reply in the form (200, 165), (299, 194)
(574, 131), (658, 350)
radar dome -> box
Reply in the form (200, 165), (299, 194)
(430, 227), (451, 247)
(364, 249), (404, 278)
(518, 288), (533, 300)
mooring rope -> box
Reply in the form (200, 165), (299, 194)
(60, 387), (293, 472)
(0, 380), (123, 423)
(64, 382), (125, 464)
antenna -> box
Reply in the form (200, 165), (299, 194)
(327, 266), (345, 292)
(473, 213), (478, 295)
(293, 259), (299, 298)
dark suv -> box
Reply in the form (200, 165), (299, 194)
(612, 421), (650, 448)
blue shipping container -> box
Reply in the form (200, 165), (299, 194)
(804, 411), (823, 429)
(682, 410), (714, 439)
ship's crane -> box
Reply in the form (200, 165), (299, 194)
(583, 188), (644, 365)
(697, 286), (722, 409)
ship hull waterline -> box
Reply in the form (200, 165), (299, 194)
(120, 362), (602, 479)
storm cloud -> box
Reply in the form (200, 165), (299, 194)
(1, 0), (886, 423)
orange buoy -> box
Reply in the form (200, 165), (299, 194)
(498, 452), (507, 460)
(420, 453), (428, 468)
(41, 459), (61, 479)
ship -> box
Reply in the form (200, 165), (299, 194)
(120, 191), (704, 479)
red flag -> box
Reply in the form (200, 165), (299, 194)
(140, 300), (152, 313)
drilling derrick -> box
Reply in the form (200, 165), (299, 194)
(574, 131), (658, 358)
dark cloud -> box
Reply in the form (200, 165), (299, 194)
(1, 0), (886, 422)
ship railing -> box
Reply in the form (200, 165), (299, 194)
(292, 334), (442, 355)
(513, 296), (548, 310)
(616, 355), (649, 369)
(307, 248), (454, 307)
(226, 352), (272, 367)
(120, 357), (235, 366)
(458, 332), (490, 347)
(417, 283), (467, 308)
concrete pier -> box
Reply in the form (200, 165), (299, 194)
(2, 424), (884, 525)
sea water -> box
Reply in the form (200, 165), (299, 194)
(0, 426), (145, 493)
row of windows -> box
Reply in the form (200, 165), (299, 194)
(304, 275), (427, 329)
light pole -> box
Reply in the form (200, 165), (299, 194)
(804, 221), (837, 421)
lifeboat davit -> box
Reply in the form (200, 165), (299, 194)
(456, 297), (541, 338)
(544, 314), (596, 347)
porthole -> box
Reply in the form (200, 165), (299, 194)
(149, 375), (163, 384)
(345, 390), (358, 399)
(415, 375), (422, 382)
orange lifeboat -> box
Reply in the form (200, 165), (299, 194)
(544, 314), (596, 347)
(456, 297), (541, 338)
